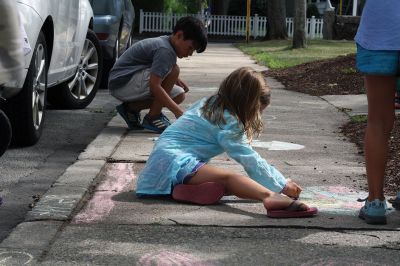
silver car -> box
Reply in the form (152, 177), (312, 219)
(89, 0), (135, 64)
(0, 0), (103, 149)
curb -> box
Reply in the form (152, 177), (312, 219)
(0, 115), (126, 262)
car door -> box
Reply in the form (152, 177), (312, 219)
(46, 0), (71, 84)
(120, 0), (133, 51)
(63, 0), (80, 77)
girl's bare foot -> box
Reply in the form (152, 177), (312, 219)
(263, 193), (317, 218)
(262, 193), (308, 211)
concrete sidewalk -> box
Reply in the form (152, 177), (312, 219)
(1, 43), (399, 265)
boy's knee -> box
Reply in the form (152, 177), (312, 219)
(169, 64), (180, 79)
(162, 65), (180, 89)
(173, 92), (185, 104)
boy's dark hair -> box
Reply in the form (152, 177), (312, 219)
(173, 16), (207, 53)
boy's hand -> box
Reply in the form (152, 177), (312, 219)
(176, 78), (189, 92)
(174, 110), (184, 118)
(282, 179), (302, 199)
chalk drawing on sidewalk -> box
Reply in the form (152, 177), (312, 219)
(73, 163), (134, 224)
(301, 257), (381, 266)
(29, 194), (77, 218)
(0, 251), (33, 265)
(252, 140), (304, 151)
(263, 114), (277, 121)
(299, 186), (367, 215)
(138, 250), (214, 266)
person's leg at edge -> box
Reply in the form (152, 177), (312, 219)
(364, 75), (396, 201)
(186, 164), (309, 211)
(395, 78), (400, 109)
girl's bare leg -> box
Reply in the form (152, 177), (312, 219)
(187, 164), (308, 211)
(364, 75), (396, 201)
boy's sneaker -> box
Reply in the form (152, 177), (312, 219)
(358, 198), (387, 225)
(160, 112), (170, 123)
(392, 192), (400, 210)
(142, 114), (171, 133)
(116, 104), (143, 130)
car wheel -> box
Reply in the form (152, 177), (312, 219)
(48, 29), (102, 109)
(0, 110), (11, 156)
(4, 31), (48, 146)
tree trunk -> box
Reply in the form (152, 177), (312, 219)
(292, 0), (306, 48)
(265, 0), (287, 40)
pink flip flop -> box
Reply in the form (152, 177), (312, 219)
(172, 182), (225, 205)
(267, 200), (318, 218)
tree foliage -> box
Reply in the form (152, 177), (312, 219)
(164, 0), (206, 14)
(306, 3), (320, 18)
(227, 0), (267, 16)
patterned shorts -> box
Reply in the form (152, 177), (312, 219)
(176, 161), (206, 184)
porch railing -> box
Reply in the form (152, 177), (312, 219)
(139, 10), (324, 39)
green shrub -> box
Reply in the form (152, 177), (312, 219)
(307, 3), (321, 18)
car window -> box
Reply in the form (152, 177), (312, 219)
(91, 0), (116, 15)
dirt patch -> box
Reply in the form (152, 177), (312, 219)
(265, 54), (399, 196)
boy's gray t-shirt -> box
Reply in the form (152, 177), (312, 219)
(108, 35), (177, 91)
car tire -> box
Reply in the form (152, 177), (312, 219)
(47, 29), (102, 109)
(0, 110), (11, 156)
(4, 31), (48, 146)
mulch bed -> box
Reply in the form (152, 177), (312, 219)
(264, 54), (399, 196)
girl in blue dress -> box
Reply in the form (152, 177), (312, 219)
(136, 67), (317, 218)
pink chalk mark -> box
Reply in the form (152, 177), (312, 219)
(72, 163), (134, 224)
(327, 186), (355, 194)
(138, 250), (214, 266)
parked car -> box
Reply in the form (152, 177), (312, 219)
(89, 0), (135, 64)
(0, 0), (103, 150)
(0, 0), (24, 156)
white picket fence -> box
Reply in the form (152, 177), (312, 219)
(139, 10), (324, 39)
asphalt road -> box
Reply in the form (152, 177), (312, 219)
(0, 89), (118, 241)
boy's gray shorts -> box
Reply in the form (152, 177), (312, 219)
(110, 68), (185, 102)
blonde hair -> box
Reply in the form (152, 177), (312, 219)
(201, 67), (271, 139)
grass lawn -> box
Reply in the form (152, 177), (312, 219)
(236, 39), (356, 69)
